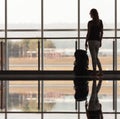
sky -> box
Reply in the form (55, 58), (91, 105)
(0, 0), (120, 24)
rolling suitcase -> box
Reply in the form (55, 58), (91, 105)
(73, 49), (89, 101)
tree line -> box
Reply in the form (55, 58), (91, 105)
(8, 39), (55, 57)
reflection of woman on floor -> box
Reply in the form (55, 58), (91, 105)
(85, 78), (103, 119)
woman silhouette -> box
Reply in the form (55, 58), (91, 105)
(85, 8), (103, 76)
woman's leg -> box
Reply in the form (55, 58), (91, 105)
(95, 42), (102, 73)
(89, 41), (97, 73)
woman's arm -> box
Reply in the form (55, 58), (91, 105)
(85, 21), (91, 50)
(99, 20), (103, 47)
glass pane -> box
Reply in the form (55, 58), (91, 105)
(117, 40), (120, 70)
(8, 81), (38, 111)
(7, 30), (41, 38)
(8, 39), (38, 70)
(103, 114), (115, 119)
(8, 114), (41, 119)
(117, 81), (120, 112)
(0, 0), (5, 37)
(7, 0), (41, 38)
(44, 39), (76, 70)
(44, 0), (77, 37)
(44, 30), (77, 38)
(8, 0), (41, 26)
(0, 114), (4, 119)
(117, 0), (120, 70)
(118, 0), (120, 32)
(44, 81), (75, 112)
(118, 114), (120, 119)
(44, 114), (77, 119)
(99, 39), (113, 70)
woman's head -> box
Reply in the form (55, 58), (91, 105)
(90, 8), (99, 21)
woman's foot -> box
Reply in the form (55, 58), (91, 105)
(97, 71), (103, 76)
(91, 71), (97, 76)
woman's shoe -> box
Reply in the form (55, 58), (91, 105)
(97, 72), (103, 76)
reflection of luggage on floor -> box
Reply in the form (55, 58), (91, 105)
(73, 49), (89, 101)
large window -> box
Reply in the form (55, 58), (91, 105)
(0, 0), (120, 119)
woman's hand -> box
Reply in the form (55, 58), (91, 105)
(85, 41), (88, 51)
(100, 41), (102, 47)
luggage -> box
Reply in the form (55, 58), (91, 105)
(73, 49), (89, 101)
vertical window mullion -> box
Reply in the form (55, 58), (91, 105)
(78, 0), (80, 49)
(5, 1), (8, 119)
(41, 1), (44, 119)
(113, 0), (117, 119)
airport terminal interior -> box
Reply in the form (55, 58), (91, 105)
(0, 0), (120, 119)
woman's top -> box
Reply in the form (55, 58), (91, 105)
(87, 19), (103, 41)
